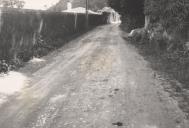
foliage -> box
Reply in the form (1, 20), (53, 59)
(0, 8), (107, 73)
(107, 0), (121, 13)
(0, 0), (25, 8)
(108, 0), (144, 16)
(0, 60), (8, 73)
(50, 0), (107, 11)
(144, 0), (189, 33)
(108, 0), (145, 31)
(108, 0), (189, 34)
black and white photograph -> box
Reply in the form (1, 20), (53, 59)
(0, 0), (189, 128)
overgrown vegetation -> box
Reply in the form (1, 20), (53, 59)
(0, 0), (25, 8)
(145, 0), (189, 35)
(108, 0), (145, 31)
(50, 0), (107, 11)
(0, 8), (107, 73)
(109, 0), (189, 116)
(108, 0), (189, 85)
(108, 0), (189, 35)
(129, 36), (189, 118)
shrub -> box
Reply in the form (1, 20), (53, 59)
(0, 60), (8, 73)
(108, 0), (145, 31)
(0, 8), (107, 73)
(144, 0), (189, 33)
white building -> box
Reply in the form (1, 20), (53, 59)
(100, 7), (121, 24)
(67, 1), (72, 10)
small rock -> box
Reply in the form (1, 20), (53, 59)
(109, 94), (113, 98)
(175, 117), (182, 124)
(114, 89), (120, 92)
(103, 79), (109, 82)
(112, 122), (123, 126)
(99, 97), (105, 100)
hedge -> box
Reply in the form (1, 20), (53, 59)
(0, 8), (107, 62)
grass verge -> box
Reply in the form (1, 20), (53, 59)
(125, 33), (189, 119)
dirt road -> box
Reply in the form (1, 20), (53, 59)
(0, 25), (188, 128)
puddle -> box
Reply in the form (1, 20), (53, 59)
(0, 71), (29, 95)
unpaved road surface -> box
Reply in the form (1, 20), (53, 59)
(0, 25), (188, 128)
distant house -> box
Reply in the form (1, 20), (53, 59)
(63, 7), (99, 14)
(62, 2), (100, 14)
(67, 1), (72, 10)
(99, 7), (121, 24)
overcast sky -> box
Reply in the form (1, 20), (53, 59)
(23, 0), (60, 10)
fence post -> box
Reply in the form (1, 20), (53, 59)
(85, 0), (89, 30)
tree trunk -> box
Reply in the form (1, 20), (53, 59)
(144, 15), (150, 29)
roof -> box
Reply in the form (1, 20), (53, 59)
(101, 7), (116, 12)
(62, 7), (100, 14)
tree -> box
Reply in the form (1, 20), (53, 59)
(108, 0), (145, 31)
(145, 0), (189, 33)
(108, 0), (189, 35)
(0, 0), (25, 8)
(50, 0), (107, 12)
(107, 0), (121, 13)
(108, 0), (144, 16)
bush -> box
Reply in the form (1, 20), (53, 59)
(108, 0), (145, 31)
(0, 60), (9, 73)
(0, 8), (107, 73)
(144, 0), (189, 33)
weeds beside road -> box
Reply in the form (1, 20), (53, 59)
(125, 30), (189, 119)
(0, 25), (188, 128)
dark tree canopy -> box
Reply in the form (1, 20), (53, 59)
(0, 0), (25, 8)
(145, 0), (189, 32)
(108, 0), (189, 33)
(108, 0), (145, 31)
(50, 0), (108, 11)
(108, 0), (144, 16)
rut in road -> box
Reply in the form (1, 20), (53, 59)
(0, 25), (188, 128)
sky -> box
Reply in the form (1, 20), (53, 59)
(23, 0), (60, 10)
